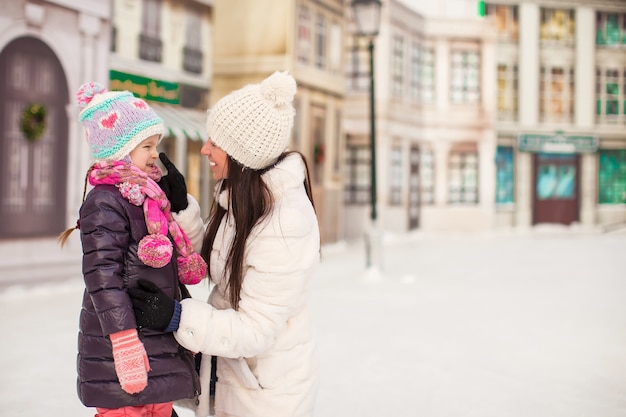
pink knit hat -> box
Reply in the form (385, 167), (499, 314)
(76, 82), (164, 161)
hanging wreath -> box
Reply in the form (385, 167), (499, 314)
(20, 103), (47, 142)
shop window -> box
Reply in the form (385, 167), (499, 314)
(389, 146), (402, 205)
(450, 49), (480, 104)
(496, 146), (514, 204)
(598, 149), (626, 204)
(497, 63), (518, 121)
(540, 8), (575, 44)
(596, 12), (626, 45)
(344, 143), (371, 205)
(448, 145), (478, 204)
(485, 4), (519, 41)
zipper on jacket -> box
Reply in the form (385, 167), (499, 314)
(179, 345), (201, 404)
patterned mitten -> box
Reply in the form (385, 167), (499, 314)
(110, 329), (150, 394)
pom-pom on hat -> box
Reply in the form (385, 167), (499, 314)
(206, 71), (297, 170)
(76, 82), (164, 161)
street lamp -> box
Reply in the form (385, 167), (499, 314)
(351, 0), (382, 270)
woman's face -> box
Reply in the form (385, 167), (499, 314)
(129, 134), (160, 173)
(201, 138), (229, 180)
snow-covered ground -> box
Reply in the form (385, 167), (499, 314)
(1, 226), (625, 417)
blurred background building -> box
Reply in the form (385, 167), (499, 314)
(1, 0), (625, 286)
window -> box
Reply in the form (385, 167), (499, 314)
(410, 42), (420, 103)
(392, 35), (404, 98)
(314, 13), (327, 69)
(346, 38), (370, 92)
(297, 6), (312, 65)
(596, 12), (626, 45)
(596, 67), (626, 124)
(329, 22), (342, 74)
(345, 144), (371, 205)
(140, 0), (162, 62)
(421, 48), (435, 103)
(497, 63), (518, 121)
(389, 146), (402, 205)
(449, 145), (478, 204)
(183, 8), (203, 74)
(540, 66), (574, 123)
(485, 4), (519, 41)
(420, 149), (434, 204)
(299, 4), (343, 74)
(598, 149), (626, 204)
(496, 146), (514, 204)
(450, 50), (480, 104)
(540, 8), (575, 44)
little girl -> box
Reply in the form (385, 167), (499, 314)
(59, 82), (206, 417)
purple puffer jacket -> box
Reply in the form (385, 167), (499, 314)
(77, 184), (200, 409)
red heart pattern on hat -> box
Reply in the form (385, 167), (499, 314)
(99, 111), (119, 130)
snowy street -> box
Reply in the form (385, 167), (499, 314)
(1, 227), (625, 417)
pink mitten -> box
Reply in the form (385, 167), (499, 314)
(110, 329), (150, 394)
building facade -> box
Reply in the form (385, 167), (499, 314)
(343, 0), (498, 238)
(0, 0), (111, 286)
(487, 0), (626, 230)
(211, 0), (346, 244)
(109, 0), (213, 216)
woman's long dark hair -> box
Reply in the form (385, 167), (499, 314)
(200, 151), (315, 310)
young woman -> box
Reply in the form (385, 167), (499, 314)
(129, 71), (321, 417)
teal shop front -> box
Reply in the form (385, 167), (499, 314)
(518, 133), (598, 226)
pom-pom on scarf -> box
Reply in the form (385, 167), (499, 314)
(89, 160), (207, 285)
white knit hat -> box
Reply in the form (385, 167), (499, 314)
(206, 71), (297, 170)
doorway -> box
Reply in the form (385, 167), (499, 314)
(0, 36), (69, 238)
(532, 153), (579, 225)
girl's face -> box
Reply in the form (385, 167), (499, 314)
(201, 138), (229, 180)
(129, 135), (160, 173)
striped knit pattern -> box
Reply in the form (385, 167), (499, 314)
(110, 329), (150, 394)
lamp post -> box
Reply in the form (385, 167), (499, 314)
(352, 0), (382, 270)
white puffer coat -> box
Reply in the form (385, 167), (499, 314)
(173, 154), (320, 417)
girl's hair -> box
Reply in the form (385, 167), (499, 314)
(57, 165), (96, 248)
(200, 151), (316, 310)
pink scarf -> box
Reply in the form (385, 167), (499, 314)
(89, 160), (206, 285)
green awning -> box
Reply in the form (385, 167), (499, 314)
(151, 103), (207, 141)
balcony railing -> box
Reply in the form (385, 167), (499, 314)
(139, 34), (162, 63)
(183, 46), (203, 74)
